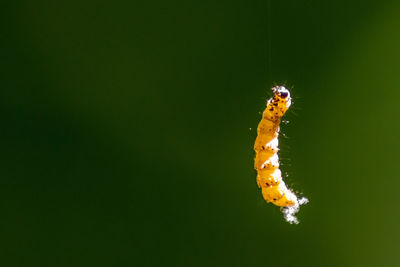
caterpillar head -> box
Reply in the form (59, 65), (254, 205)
(272, 86), (291, 101)
(269, 86), (292, 115)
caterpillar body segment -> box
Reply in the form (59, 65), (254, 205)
(254, 86), (307, 224)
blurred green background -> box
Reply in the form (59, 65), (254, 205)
(1, 0), (400, 266)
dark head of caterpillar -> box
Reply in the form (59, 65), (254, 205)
(269, 86), (292, 112)
(272, 86), (290, 99)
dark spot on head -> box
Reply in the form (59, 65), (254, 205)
(273, 198), (277, 201)
(280, 92), (288, 98)
(269, 108), (274, 111)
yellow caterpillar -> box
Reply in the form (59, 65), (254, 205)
(254, 86), (307, 224)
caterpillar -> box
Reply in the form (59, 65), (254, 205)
(254, 86), (308, 224)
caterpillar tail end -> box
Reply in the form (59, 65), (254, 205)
(280, 197), (309, 224)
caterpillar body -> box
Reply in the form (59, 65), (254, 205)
(254, 86), (308, 224)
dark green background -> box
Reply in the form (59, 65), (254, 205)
(1, 0), (400, 266)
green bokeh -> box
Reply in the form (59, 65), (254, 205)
(1, 0), (399, 266)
